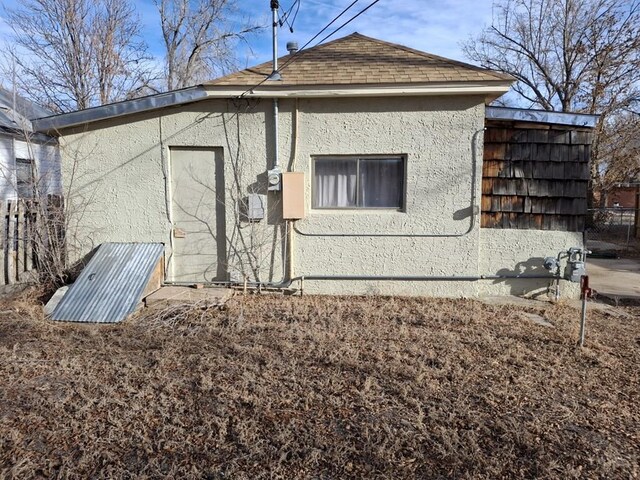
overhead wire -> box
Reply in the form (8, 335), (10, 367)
(279, 0), (300, 32)
(273, 0), (381, 81)
(306, 0), (380, 48)
(239, 0), (362, 98)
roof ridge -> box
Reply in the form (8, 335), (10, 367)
(208, 32), (366, 84)
(203, 32), (515, 88)
(349, 33), (513, 81)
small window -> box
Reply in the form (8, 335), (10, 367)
(313, 156), (405, 209)
(15, 158), (34, 198)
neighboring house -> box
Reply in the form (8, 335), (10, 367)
(0, 88), (61, 201)
(605, 182), (639, 209)
(33, 33), (597, 298)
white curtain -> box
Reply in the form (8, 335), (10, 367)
(314, 157), (403, 208)
(314, 159), (357, 207)
(359, 158), (403, 208)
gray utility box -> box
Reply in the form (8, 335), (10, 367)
(247, 193), (266, 221)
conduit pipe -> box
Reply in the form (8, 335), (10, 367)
(273, 99), (279, 168)
(294, 127), (485, 238)
(270, 0), (280, 168)
(163, 272), (560, 290)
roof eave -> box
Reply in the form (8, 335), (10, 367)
(486, 106), (600, 128)
(204, 81), (512, 100)
(32, 81), (513, 132)
(32, 86), (208, 133)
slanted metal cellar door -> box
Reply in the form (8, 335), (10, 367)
(169, 147), (226, 282)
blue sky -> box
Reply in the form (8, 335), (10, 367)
(0, 0), (496, 71)
(236, 0), (496, 67)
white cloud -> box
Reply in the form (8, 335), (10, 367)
(238, 0), (495, 67)
(0, 0), (497, 78)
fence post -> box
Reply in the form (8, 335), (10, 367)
(25, 200), (33, 273)
(0, 201), (5, 286)
(7, 201), (15, 285)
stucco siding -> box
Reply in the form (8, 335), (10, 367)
(60, 113), (168, 255)
(292, 96), (484, 296)
(478, 228), (583, 298)
(60, 96), (486, 295)
(58, 94), (582, 297)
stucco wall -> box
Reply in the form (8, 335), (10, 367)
(478, 228), (583, 299)
(58, 94), (581, 297)
(292, 96), (484, 296)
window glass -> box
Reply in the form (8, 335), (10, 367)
(16, 158), (34, 198)
(358, 158), (404, 208)
(313, 158), (357, 208)
(313, 156), (404, 209)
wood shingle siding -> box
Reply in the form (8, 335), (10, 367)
(481, 123), (591, 231)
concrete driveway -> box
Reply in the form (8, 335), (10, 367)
(587, 257), (640, 301)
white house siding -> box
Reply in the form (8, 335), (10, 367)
(58, 95), (579, 297)
(0, 135), (14, 199)
(0, 134), (61, 200)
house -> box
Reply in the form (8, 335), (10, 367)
(32, 33), (596, 298)
(604, 182), (639, 209)
(0, 87), (60, 201)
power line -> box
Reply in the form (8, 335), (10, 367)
(289, 0), (301, 29)
(288, 0), (359, 56)
(279, 0), (301, 32)
(307, 0), (380, 49)
(240, 0), (382, 98)
(240, 0), (360, 97)
(275, 0), (380, 75)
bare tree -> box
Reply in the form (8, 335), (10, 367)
(156, 0), (260, 91)
(464, 0), (640, 113)
(463, 0), (640, 201)
(600, 112), (640, 186)
(4, 0), (154, 113)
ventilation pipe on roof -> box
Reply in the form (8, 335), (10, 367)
(287, 41), (299, 54)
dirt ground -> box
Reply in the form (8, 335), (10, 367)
(0, 293), (638, 479)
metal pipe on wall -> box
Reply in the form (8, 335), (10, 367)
(163, 272), (560, 289)
(271, 0), (280, 168)
(293, 127), (485, 238)
(273, 98), (279, 168)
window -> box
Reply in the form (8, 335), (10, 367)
(15, 158), (34, 198)
(313, 156), (405, 209)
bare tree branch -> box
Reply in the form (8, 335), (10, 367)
(3, 0), (156, 113)
(156, 0), (261, 91)
(463, 0), (640, 200)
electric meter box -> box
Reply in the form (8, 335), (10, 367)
(267, 167), (282, 191)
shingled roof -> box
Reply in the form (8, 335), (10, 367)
(33, 33), (514, 131)
(206, 32), (513, 88)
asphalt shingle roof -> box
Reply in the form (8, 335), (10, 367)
(206, 32), (513, 88)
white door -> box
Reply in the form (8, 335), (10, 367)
(170, 147), (226, 282)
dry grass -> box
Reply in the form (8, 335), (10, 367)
(1, 292), (639, 479)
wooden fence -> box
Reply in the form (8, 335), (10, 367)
(1, 200), (39, 285)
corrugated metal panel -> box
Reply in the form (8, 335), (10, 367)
(51, 243), (165, 323)
(486, 106), (599, 128)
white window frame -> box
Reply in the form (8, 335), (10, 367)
(312, 155), (406, 211)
